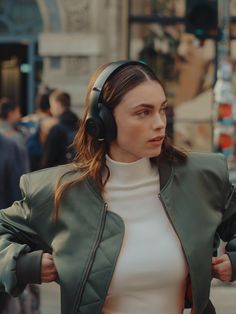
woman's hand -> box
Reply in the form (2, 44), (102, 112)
(212, 254), (232, 282)
(41, 253), (58, 283)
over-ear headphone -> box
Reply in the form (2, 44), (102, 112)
(85, 60), (145, 142)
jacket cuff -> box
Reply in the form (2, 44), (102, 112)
(226, 251), (236, 281)
(16, 250), (43, 284)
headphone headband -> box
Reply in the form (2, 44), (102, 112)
(89, 60), (143, 117)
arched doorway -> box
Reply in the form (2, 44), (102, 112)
(0, 0), (43, 114)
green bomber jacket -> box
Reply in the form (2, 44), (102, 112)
(0, 152), (236, 314)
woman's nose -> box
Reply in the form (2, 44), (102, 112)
(152, 114), (166, 130)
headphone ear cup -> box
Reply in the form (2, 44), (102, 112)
(85, 116), (105, 140)
(99, 105), (117, 142)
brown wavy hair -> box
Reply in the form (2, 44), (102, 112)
(53, 61), (187, 219)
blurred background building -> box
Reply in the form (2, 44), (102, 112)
(1, 0), (236, 152)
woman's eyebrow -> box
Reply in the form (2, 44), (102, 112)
(161, 100), (168, 106)
(134, 104), (154, 109)
(132, 100), (168, 109)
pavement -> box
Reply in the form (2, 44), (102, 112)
(41, 283), (60, 314)
(209, 281), (236, 314)
(40, 280), (236, 314)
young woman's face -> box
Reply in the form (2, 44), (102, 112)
(109, 80), (167, 162)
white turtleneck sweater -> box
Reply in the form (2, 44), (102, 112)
(102, 156), (188, 314)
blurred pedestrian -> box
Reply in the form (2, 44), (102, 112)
(0, 97), (25, 146)
(0, 97), (29, 172)
(20, 88), (56, 171)
(27, 116), (58, 171)
(0, 134), (28, 207)
(0, 133), (39, 314)
(49, 89), (79, 142)
(41, 90), (80, 168)
(41, 121), (68, 168)
(20, 87), (52, 139)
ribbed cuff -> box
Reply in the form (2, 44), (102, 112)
(16, 250), (43, 284)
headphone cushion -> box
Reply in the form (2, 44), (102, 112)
(85, 116), (105, 139)
(99, 105), (117, 142)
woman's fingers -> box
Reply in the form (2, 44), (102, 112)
(41, 253), (59, 283)
(212, 254), (232, 282)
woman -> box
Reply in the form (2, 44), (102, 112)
(0, 60), (235, 314)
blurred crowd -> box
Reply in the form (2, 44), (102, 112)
(0, 88), (80, 313)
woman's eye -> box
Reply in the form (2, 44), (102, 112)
(160, 106), (168, 113)
(136, 110), (150, 117)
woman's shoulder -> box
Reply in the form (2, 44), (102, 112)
(20, 163), (78, 198)
(187, 152), (226, 165)
(24, 163), (76, 180)
(184, 152), (228, 177)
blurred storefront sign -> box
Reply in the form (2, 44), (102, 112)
(213, 61), (236, 164)
(212, 0), (236, 167)
(128, 0), (236, 156)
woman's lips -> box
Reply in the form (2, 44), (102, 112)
(149, 136), (165, 142)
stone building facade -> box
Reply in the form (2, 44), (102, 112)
(37, 0), (128, 114)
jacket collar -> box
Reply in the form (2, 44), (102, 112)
(158, 158), (173, 191)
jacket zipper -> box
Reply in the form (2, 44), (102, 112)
(158, 192), (195, 311)
(72, 203), (108, 314)
(97, 208), (125, 314)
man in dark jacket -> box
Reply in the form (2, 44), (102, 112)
(0, 134), (28, 208)
(41, 90), (80, 168)
(0, 134), (39, 314)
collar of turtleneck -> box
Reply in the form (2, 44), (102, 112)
(105, 154), (158, 186)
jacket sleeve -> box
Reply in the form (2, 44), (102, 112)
(0, 174), (49, 296)
(217, 166), (236, 281)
